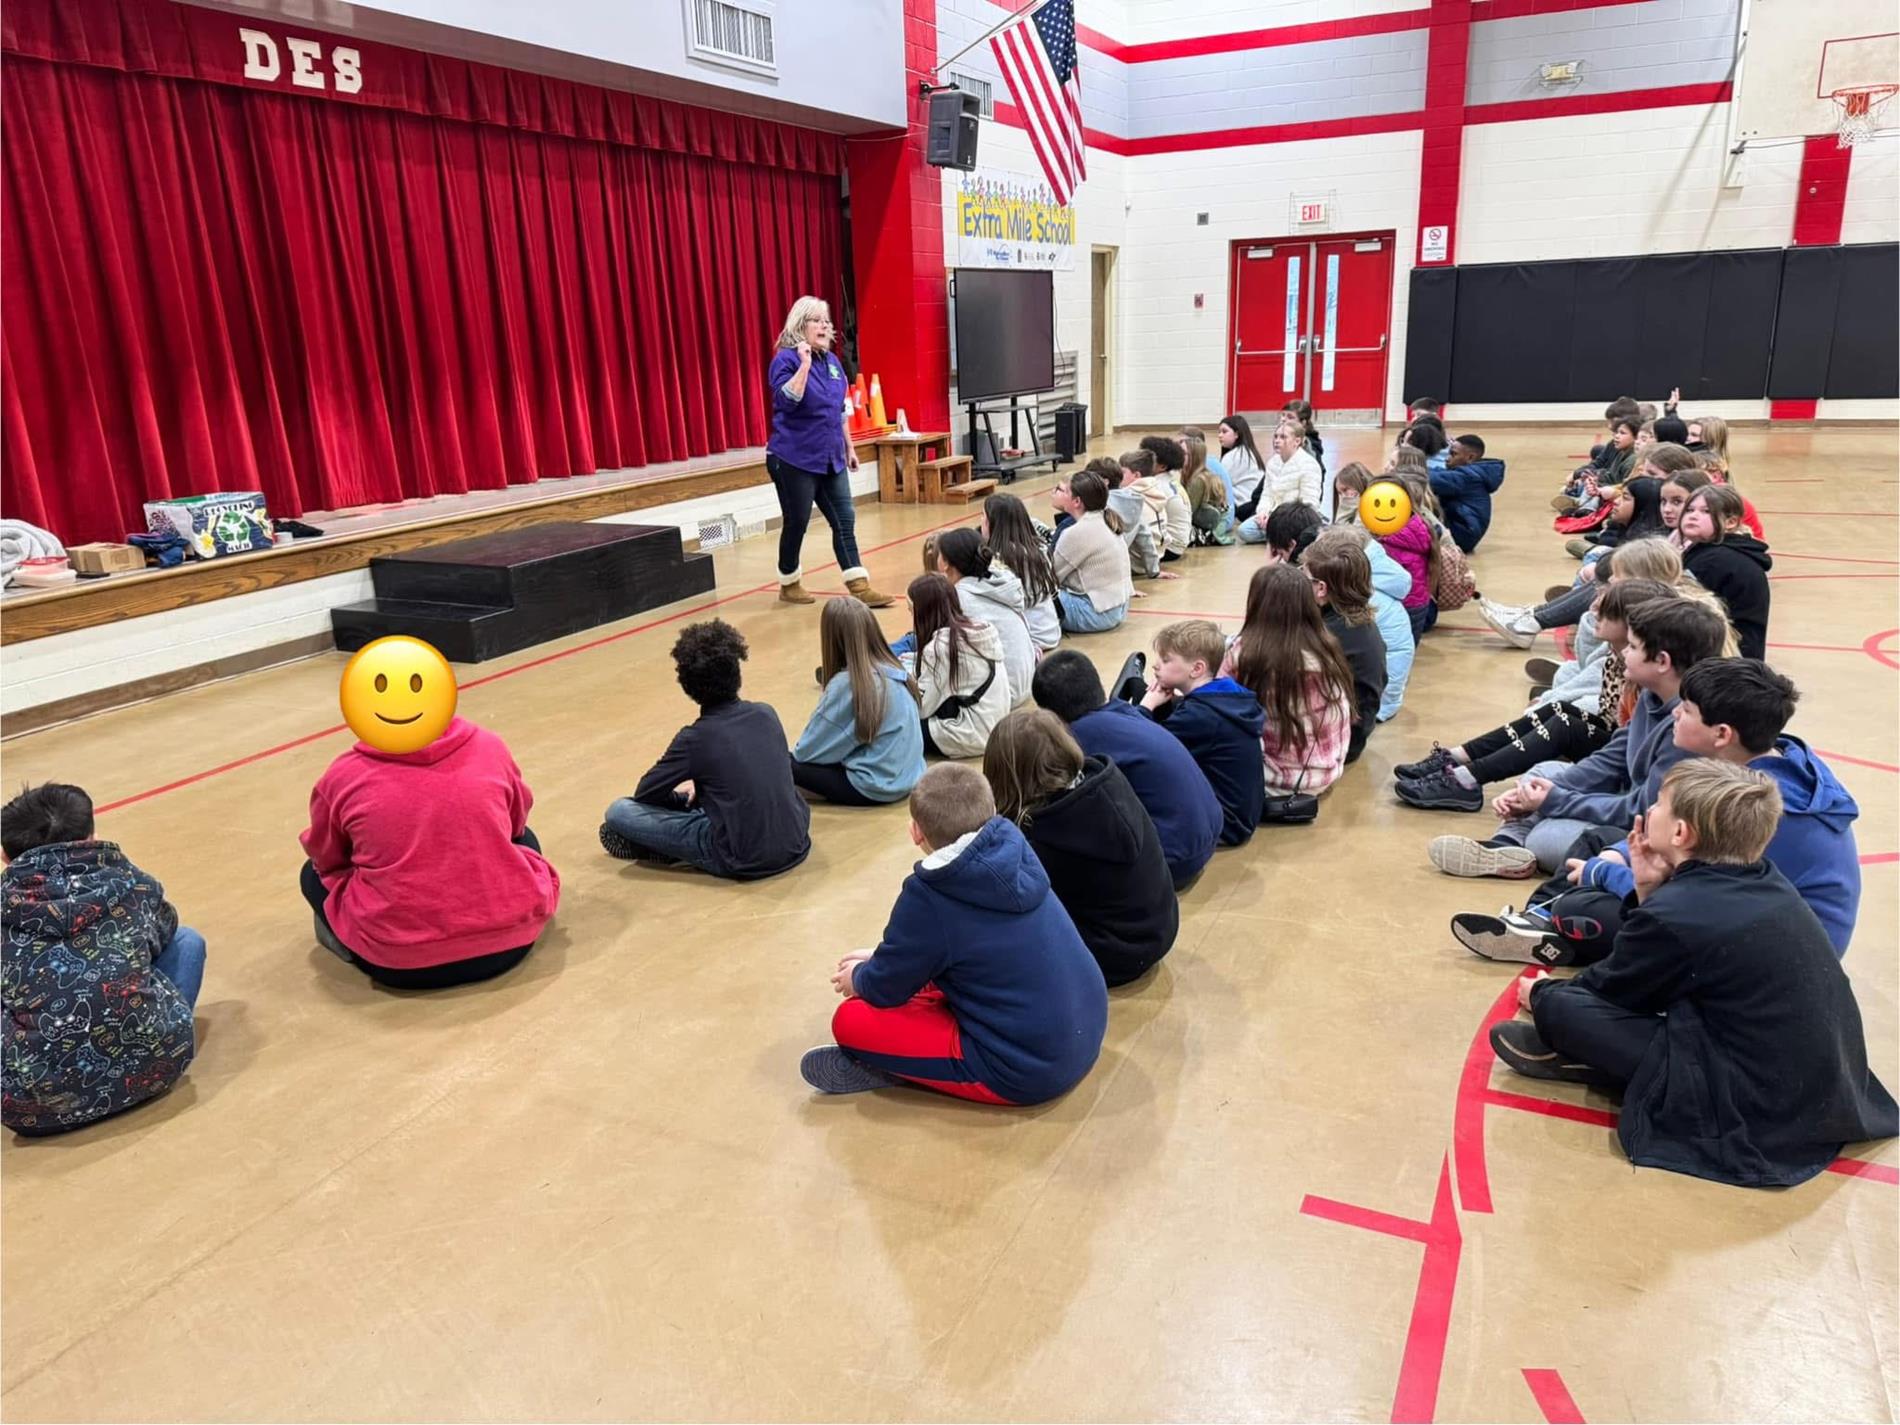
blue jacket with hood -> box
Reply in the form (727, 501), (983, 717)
(1581, 737), (1862, 955)
(1071, 700), (1223, 886)
(1144, 677), (1267, 846)
(851, 817), (1108, 1104)
(1430, 457), (1507, 553)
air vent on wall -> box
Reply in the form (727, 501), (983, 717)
(685, 0), (776, 76)
(948, 73), (995, 119)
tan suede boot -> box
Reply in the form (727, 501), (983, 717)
(843, 573), (895, 608)
(778, 577), (815, 605)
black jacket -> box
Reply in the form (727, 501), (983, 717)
(1324, 608), (1387, 764)
(634, 699), (811, 878)
(1020, 756), (1178, 987)
(1683, 536), (1772, 660)
(1541, 859), (1896, 1187)
(1145, 678), (1267, 846)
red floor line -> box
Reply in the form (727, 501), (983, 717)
(1453, 972), (1535, 1214)
(1766, 641), (1878, 654)
(92, 511), (987, 819)
(1523, 1367), (1587, 1423)
(1767, 551), (1900, 565)
(1864, 628), (1900, 671)
(1860, 852), (1899, 866)
(1762, 477), (1826, 483)
(1754, 510), (1897, 518)
(1814, 749), (1900, 774)
(1767, 573), (1898, 583)
(1828, 1157), (1900, 1185)
(1298, 1193), (1435, 1246)
(1123, 606), (1243, 620)
(1482, 1087), (1618, 1129)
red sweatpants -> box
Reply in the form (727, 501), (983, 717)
(831, 987), (1016, 1105)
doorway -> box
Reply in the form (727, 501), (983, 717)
(1090, 247), (1115, 437)
(1227, 231), (1395, 427)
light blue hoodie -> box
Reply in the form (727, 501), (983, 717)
(793, 663), (925, 803)
(1365, 539), (1415, 721)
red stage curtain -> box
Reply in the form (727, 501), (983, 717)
(1, 3), (844, 543)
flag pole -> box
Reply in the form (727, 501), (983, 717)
(927, 0), (1051, 87)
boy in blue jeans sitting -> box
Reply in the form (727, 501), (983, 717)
(802, 764), (1107, 1104)
(2, 783), (204, 1135)
(602, 620), (811, 880)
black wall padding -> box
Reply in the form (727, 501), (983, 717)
(1565, 257), (1641, 398)
(1825, 243), (1899, 399)
(1402, 267), (1458, 404)
(1450, 262), (1580, 402)
(1696, 250), (1783, 400)
(1767, 247), (1841, 400)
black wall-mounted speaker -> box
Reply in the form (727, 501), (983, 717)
(926, 89), (981, 170)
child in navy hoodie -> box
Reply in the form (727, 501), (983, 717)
(1136, 620), (1266, 845)
(802, 765), (1107, 1104)
(1032, 650), (1223, 887)
(1454, 660), (1862, 965)
(1430, 435), (1507, 553)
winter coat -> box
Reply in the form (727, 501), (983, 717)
(913, 620), (1011, 758)
(1429, 456), (1506, 553)
(1375, 515), (1436, 610)
(1683, 536), (1772, 660)
(852, 817), (1108, 1104)
(1260, 448), (1324, 517)
(1364, 542), (1414, 722)
(2, 843), (196, 1133)
(302, 718), (560, 969)
(1069, 700), (1223, 887)
(1020, 757), (1179, 986)
(954, 567), (1038, 705)
(1536, 859), (1896, 1187)
(1145, 677), (1268, 845)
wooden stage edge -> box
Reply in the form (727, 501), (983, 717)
(0, 449), (871, 648)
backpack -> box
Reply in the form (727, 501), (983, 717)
(1431, 531), (1477, 611)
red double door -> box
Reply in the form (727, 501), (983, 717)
(1227, 232), (1395, 425)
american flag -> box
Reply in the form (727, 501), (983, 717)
(990, 0), (1087, 204)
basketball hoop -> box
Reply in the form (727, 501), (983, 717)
(1829, 83), (1898, 146)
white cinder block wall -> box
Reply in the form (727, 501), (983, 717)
(942, 0), (1898, 428)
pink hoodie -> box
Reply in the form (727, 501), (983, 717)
(1376, 515), (1435, 610)
(301, 717), (560, 969)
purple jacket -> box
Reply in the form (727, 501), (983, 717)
(1376, 516), (1435, 610)
(767, 346), (850, 474)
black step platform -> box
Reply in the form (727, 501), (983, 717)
(331, 522), (715, 663)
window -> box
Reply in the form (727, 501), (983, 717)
(948, 73), (994, 119)
(684, 0), (776, 77)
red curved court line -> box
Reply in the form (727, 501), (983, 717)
(1524, 1368), (1587, 1423)
(1453, 973), (1534, 1214)
(93, 511), (986, 818)
(1864, 628), (1900, 671)
(1815, 749), (1900, 774)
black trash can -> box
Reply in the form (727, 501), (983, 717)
(1053, 402), (1087, 461)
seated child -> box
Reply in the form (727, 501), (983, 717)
(1032, 650), (1222, 887)
(1297, 535), (1388, 763)
(1431, 435), (1506, 553)
(1428, 597), (1725, 878)
(1236, 422), (1323, 542)
(791, 597), (926, 804)
(1680, 484), (1771, 660)
(1112, 450), (1166, 579)
(1136, 435), (1194, 560)
(302, 715), (560, 990)
(1134, 620), (1266, 845)
(2, 783), (202, 1134)
(984, 708), (1178, 986)
(934, 528), (1036, 707)
(979, 493), (1062, 653)
(1311, 523), (1413, 723)
(1049, 469), (1133, 634)
(1456, 659), (1862, 965)
(801, 764), (1108, 1103)
(1178, 430), (1235, 545)
(1489, 759), (1897, 1189)
(1371, 487), (1438, 640)
(906, 573), (1010, 758)
(1222, 564), (1357, 800)
(601, 620), (811, 879)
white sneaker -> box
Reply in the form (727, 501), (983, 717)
(1481, 597), (1529, 621)
(1429, 835), (1540, 879)
(1480, 602), (1540, 649)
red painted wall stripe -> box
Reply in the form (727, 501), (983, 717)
(1466, 80), (1733, 125)
(1792, 133), (1853, 245)
(1415, 0), (1474, 268)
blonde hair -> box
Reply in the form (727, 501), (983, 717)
(819, 597), (918, 744)
(1181, 435), (1208, 482)
(983, 708), (1086, 825)
(1153, 618), (1228, 671)
(1695, 415), (1729, 462)
(1388, 446), (1427, 476)
(777, 295), (832, 350)
(1660, 759), (1782, 864)
(1606, 537), (1682, 585)
(910, 763), (996, 849)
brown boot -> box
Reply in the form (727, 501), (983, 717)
(778, 577), (815, 605)
(843, 573), (895, 608)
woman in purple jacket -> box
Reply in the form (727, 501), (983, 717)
(766, 296), (893, 608)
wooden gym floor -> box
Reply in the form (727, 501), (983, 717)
(3, 425), (1895, 1423)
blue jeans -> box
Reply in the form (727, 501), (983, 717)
(153, 927), (206, 1008)
(1235, 515), (1270, 544)
(768, 453), (862, 577)
(604, 798), (726, 875)
(890, 630), (917, 657)
(1056, 589), (1126, 633)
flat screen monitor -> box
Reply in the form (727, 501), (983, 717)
(952, 268), (1055, 403)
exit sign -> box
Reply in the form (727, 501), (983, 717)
(1291, 193), (1333, 227)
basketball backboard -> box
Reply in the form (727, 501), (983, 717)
(1735, 0), (1899, 142)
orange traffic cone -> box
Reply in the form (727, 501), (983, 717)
(847, 376), (872, 437)
(868, 374), (888, 429)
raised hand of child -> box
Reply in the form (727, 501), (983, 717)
(1627, 817), (1671, 902)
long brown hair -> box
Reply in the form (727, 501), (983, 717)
(1302, 531), (1376, 628)
(819, 597), (917, 744)
(982, 707), (1085, 823)
(982, 492), (1057, 603)
(908, 573), (983, 691)
(1070, 467), (1123, 535)
(1231, 564), (1357, 753)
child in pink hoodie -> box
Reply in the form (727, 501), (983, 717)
(300, 716), (560, 989)
(1375, 511), (1438, 640)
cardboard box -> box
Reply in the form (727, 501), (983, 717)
(68, 543), (147, 576)
(143, 492), (274, 559)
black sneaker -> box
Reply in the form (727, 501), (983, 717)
(1395, 744), (1458, 781)
(599, 823), (681, 866)
(1396, 768), (1484, 812)
(800, 1046), (903, 1094)
(1489, 1020), (1620, 1088)
(1452, 910), (1575, 965)
(1524, 657), (1561, 684)
(1114, 651), (1148, 704)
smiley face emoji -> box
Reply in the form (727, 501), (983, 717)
(338, 637), (457, 754)
(1359, 480), (1414, 537)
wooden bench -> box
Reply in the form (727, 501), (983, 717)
(916, 454), (995, 504)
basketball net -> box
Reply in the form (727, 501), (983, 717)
(1830, 84), (1898, 147)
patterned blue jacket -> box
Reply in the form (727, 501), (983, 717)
(3, 842), (196, 1133)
